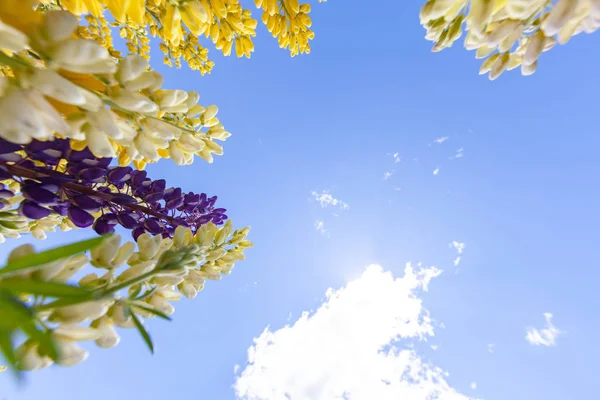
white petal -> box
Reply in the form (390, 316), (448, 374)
(0, 18), (29, 52)
(55, 340), (88, 366)
(87, 108), (122, 139)
(52, 39), (110, 67)
(44, 11), (78, 42)
(54, 324), (101, 341)
(134, 131), (160, 160)
(112, 91), (159, 114)
(95, 324), (120, 348)
(116, 55), (147, 84)
(30, 69), (85, 105)
(85, 126), (116, 158)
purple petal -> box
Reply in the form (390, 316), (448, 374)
(68, 206), (95, 228)
(151, 179), (166, 192)
(163, 187), (182, 202)
(0, 166), (12, 180)
(52, 203), (70, 216)
(0, 138), (22, 154)
(108, 193), (137, 205)
(21, 185), (59, 206)
(72, 195), (102, 212)
(0, 153), (22, 162)
(107, 167), (132, 184)
(143, 192), (163, 204)
(132, 226), (145, 240)
(144, 218), (163, 234)
(0, 190), (14, 199)
(93, 216), (116, 235)
(130, 170), (147, 186)
(19, 200), (52, 219)
(166, 197), (184, 210)
(78, 167), (107, 183)
(117, 212), (139, 229)
(102, 213), (119, 224)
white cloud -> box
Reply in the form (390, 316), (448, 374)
(434, 137), (448, 144)
(470, 382), (477, 390)
(234, 264), (469, 400)
(526, 313), (563, 347)
(433, 168), (440, 175)
(487, 344), (495, 353)
(454, 148), (464, 159)
(451, 242), (465, 254)
(430, 345), (439, 351)
(234, 364), (240, 374)
(311, 191), (349, 211)
(393, 152), (401, 163)
(384, 171), (393, 180)
(450, 242), (465, 267)
(314, 220), (327, 235)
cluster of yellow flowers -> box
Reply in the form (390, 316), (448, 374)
(0, 6), (229, 168)
(420, 0), (600, 79)
(256, 0), (324, 56)
(36, 0), (325, 74)
(5, 224), (252, 371)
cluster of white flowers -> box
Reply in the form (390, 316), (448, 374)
(0, 10), (230, 168)
(420, 0), (600, 79)
(5, 223), (252, 371)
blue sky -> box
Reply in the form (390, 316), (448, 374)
(2, 1), (600, 399)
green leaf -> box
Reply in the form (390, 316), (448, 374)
(0, 330), (20, 380)
(131, 303), (172, 321)
(128, 307), (154, 354)
(0, 293), (58, 361)
(0, 278), (90, 299)
(0, 236), (108, 276)
(135, 286), (157, 301)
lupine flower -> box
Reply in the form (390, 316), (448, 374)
(1, 222), (252, 372)
(0, 10), (230, 165)
(0, 138), (227, 239)
(421, 0), (600, 78)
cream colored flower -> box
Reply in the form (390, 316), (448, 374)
(15, 341), (53, 371)
(51, 39), (117, 74)
(111, 91), (159, 114)
(54, 339), (88, 367)
(0, 18), (29, 52)
(94, 321), (121, 348)
(50, 300), (112, 323)
(0, 88), (69, 144)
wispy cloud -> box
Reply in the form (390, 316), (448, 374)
(451, 242), (465, 267)
(434, 136), (448, 144)
(470, 382), (477, 390)
(235, 264), (469, 400)
(452, 241), (465, 254)
(384, 171), (393, 180)
(526, 313), (563, 347)
(487, 343), (496, 353)
(455, 148), (464, 159)
(393, 152), (401, 163)
(433, 168), (440, 175)
(314, 220), (327, 235)
(311, 191), (349, 211)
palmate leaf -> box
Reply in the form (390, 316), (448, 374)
(0, 236), (108, 277)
